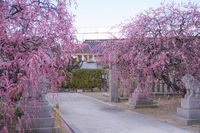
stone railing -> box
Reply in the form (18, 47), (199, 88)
(152, 82), (177, 95)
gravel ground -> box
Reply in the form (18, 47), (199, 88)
(82, 91), (200, 133)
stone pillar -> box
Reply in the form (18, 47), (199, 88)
(86, 55), (89, 62)
(76, 55), (79, 62)
(109, 53), (119, 103)
(173, 75), (200, 125)
(81, 55), (85, 61)
(92, 55), (95, 62)
(128, 70), (156, 108)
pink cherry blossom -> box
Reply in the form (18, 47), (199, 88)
(0, 0), (77, 132)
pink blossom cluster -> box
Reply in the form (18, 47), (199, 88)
(0, 0), (77, 132)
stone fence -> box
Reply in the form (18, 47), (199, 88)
(101, 69), (177, 95)
(152, 82), (177, 95)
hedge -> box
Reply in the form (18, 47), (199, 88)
(63, 69), (102, 90)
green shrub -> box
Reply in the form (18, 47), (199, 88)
(63, 69), (102, 90)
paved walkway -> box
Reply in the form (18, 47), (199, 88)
(46, 93), (198, 133)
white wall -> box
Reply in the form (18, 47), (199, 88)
(81, 62), (102, 69)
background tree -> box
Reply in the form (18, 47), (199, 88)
(101, 2), (200, 97)
(0, 0), (77, 132)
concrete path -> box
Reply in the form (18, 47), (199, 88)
(46, 93), (198, 133)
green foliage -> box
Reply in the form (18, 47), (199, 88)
(63, 69), (102, 89)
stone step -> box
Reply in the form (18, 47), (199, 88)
(177, 108), (200, 119)
(25, 100), (49, 106)
(128, 97), (154, 105)
(22, 117), (55, 128)
(173, 115), (200, 125)
(23, 126), (60, 133)
(25, 106), (53, 117)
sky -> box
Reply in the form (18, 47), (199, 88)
(72, 0), (200, 41)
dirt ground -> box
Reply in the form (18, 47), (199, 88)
(82, 91), (200, 133)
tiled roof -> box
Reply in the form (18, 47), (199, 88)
(78, 39), (109, 54)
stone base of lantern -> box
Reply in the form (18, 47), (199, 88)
(17, 99), (60, 133)
(128, 89), (157, 109)
(173, 97), (200, 125)
(128, 96), (157, 109)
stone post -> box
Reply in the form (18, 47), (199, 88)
(109, 52), (119, 102)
